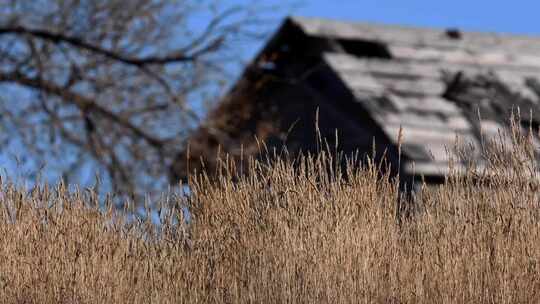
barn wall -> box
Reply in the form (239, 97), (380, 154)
(170, 68), (395, 183)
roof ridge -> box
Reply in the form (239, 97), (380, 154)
(288, 15), (540, 41)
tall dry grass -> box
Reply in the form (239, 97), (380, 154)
(2, 126), (540, 303)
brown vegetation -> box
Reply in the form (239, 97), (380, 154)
(2, 129), (540, 303)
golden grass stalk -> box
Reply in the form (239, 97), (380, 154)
(1, 123), (540, 303)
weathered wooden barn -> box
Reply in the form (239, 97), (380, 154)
(170, 16), (540, 189)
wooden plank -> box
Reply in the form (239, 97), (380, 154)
(381, 113), (449, 129)
(352, 90), (384, 102)
(420, 140), (478, 162)
(324, 53), (368, 70)
(325, 53), (442, 79)
(403, 161), (450, 177)
(383, 125), (481, 163)
(480, 120), (505, 136)
(423, 143), (454, 162)
(352, 94), (399, 114)
(380, 112), (471, 132)
(495, 71), (539, 102)
(337, 71), (446, 98)
(383, 124), (477, 145)
(446, 115), (471, 130)
(325, 53), (540, 86)
(379, 78), (446, 97)
(338, 71), (384, 92)
(295, 17), (380, 40)
(403, 161), (470, 177)
(405, 96), (462, 115)
(402, 136), (474, 162)
(390, 45), (540, 71)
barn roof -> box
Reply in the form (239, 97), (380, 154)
(267, 17), (540, 177)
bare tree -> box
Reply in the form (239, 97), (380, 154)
(0, 0), (275, 200)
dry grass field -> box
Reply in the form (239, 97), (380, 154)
(2, 128), (540, 303)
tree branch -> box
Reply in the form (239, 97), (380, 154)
(0, 25), (222, 66)
(0, 71), (165, 148)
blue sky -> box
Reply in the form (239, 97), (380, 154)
(290, 1), (540, 35)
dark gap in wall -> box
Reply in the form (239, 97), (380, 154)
(445, 28), (462, 40)
(336, 38), (392, 59)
